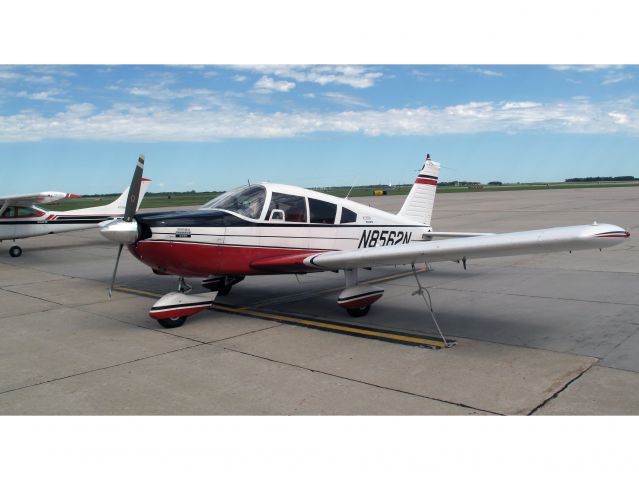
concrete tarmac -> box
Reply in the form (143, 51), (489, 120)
(1, 186), (638, 415)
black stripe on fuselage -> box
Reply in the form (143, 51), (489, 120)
(151, 232), (362, 241)
(136, 210), (429, 230)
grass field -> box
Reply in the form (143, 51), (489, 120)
(40, 181), (639, 211)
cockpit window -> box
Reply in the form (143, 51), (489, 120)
(267, 192), (308, 223)
(201, 185), (266, 220)
(0, 207), (40, 218)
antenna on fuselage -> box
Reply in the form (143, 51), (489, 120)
(345, 176), (359, 200)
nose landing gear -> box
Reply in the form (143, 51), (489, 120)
(9, 245), (23, 258)
(201, 275), (245, 296)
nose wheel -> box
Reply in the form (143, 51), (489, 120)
(9, 245), (23, 258)
(347, 305), (371, 318)
(157, 316), (188, 329)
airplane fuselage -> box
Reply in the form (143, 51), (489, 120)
(129, 183), (433, 277)
(0, 206), (120, 241)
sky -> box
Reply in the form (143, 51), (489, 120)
(1, 64), (638, 195)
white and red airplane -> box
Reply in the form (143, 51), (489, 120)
(101, 155), (630, 329)
(0, 177), (151, 257)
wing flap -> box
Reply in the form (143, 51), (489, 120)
(305, 224), (629, 270)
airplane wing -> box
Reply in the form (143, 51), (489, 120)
(0, 192), (81, 207)
(250, 223), (629, 273)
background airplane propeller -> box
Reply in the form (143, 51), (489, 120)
(104, 155), (145, 298)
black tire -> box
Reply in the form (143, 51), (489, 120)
(347, 305), (371, 318)
(157, 316), (187, 329)
(9, 246), (22, 258)
(217, 284), (233, 296)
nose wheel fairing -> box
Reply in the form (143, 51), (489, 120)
(149, 291), (219, 323)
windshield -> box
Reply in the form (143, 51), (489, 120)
(201, 185), (266, 220)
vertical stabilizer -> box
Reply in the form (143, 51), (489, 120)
(105, 178), (151, 212)
(398, 155), (440, 226)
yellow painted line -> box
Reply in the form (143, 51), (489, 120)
(114, 276), (449, 349)
(115, 286), (162, 299)
(210, 304), (449, 348)
(248, 267), (429, 309)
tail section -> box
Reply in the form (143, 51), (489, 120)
(398, 154), (440, 226)
(62, 179), (151, 216)
(107, 177), (151, 213)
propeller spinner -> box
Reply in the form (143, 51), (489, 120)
(101, 155), (145, 298)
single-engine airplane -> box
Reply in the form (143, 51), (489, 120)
(0, 176), (150, 257)
(101, 155), (630, 329)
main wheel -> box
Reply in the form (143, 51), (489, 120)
(347, 305), (371, 318)
(217, 284), (233, 296)
(157, 316), (187, 329)
(9, 246), (22, 258)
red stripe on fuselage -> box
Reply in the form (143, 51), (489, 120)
(129, 241), (326, 277)
(415, 178), (438, 186)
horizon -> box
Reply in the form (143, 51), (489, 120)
(1, 64), (639, 196)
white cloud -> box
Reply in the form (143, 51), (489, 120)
(253, 76), (296, 93)
(232, 75), (247, 82)
(602, 73), (634, 85)
(469, 67), (503, 77)
(323, 92), (369, 107)
(1, 98), (639, 142)
(501, 101), (541, 110)
(128, 84), (224, 104)
(238, 65), (383, 89)
(15, 88), (65, 102)
(608, 112), (629, 124)
(549, 65), (622, 72)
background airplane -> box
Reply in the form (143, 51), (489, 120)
(101, 155), (630, 329)
(0, 177), (151, 257)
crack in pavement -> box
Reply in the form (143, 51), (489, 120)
(527, 364), (596, 416)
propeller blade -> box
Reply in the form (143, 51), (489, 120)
(108, 244), (124, 299)
(124, 155), (145, 222)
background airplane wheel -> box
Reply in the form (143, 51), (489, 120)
(347, 305), (371, 318)
(157, 316), (187, 329)
(9, 246), (22, 258)
(217, 284), (233, 296)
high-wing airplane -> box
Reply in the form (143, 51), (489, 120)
(101, 155), (630, 329)
(0, 176), (151, 257)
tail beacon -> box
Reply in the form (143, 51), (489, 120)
(398, 154), (441, 226)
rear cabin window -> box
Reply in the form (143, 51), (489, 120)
(340, 207), (358, 224)
(309, 198), (337, 224)
(17, 207), (37, 217)
(267, 193), (308, 223)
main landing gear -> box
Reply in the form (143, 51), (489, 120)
(9, 245), (23, 258)
(337, 269), (384, 318)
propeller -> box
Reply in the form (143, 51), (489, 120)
(102, 155), (145, 298)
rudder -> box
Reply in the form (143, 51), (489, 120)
(398, 154), (440, 226)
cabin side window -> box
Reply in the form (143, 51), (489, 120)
(309, 198), (337, 224)
(0, 207), (16, 218)
(340, 207), (358, 224)
(267, 193), (308, 223)
(16, 207), (39, 217)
